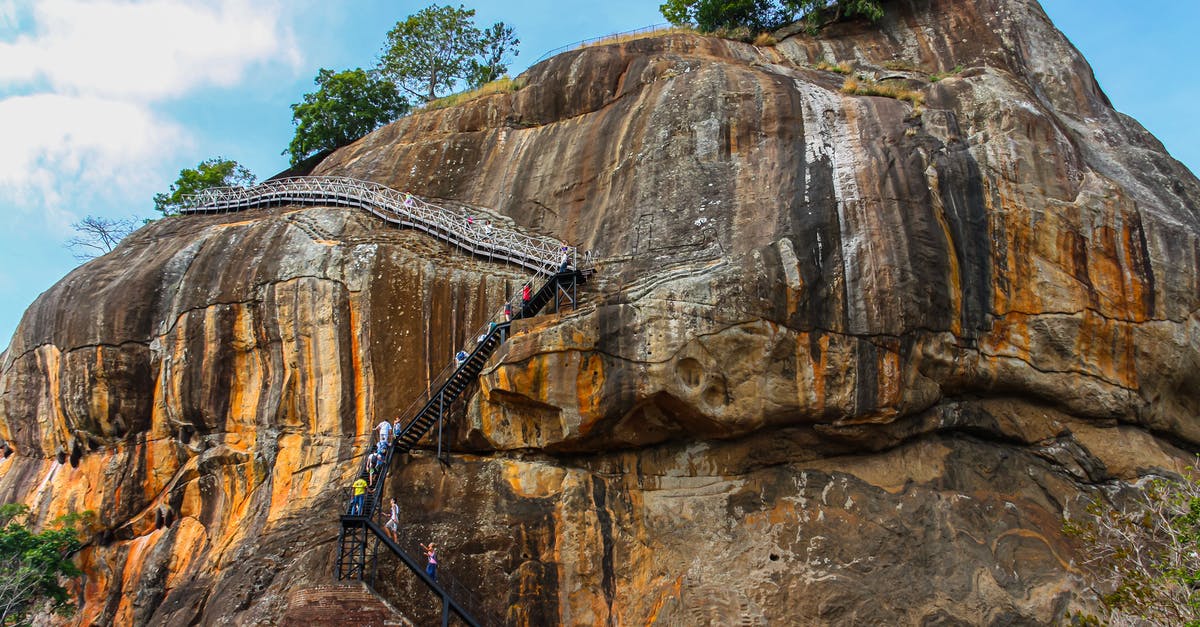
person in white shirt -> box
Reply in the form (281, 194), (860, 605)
(375, 420), (392, 445)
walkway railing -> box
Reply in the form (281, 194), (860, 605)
(181, 175), (578, 276)
(531, 22), (675, 65)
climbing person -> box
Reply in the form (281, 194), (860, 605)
(466, 215), (474, 228)
(392, 417), (403, 441)
(455, 350), (468, 367)
(559, 247), (570, 272)
(403, 193), (415, 208)
(350, 476), (368, 516)
(503, 302), (512, 322)
(376, 438), (388, 458)
(521, 283), (532, 308)
(421, 542), (438, 581)
(367, 455), (378, 487)
(376, 419), (392, 445)
(385, 497), (400, 542)
(484, 220), (493, 237)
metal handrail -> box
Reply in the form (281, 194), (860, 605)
(531, 22), (675, 65)
(181, 175), (577, 276)
(392, 271), (544, 442)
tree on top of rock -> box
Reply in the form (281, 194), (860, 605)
(153, 158), (255, 215)
(379, 4), (519, 103)
(285, 68), (409, 166)
(467, 21), (520, 89)
(661, 0), (884, 33)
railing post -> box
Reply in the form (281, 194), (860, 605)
(436, 391), (444, 461)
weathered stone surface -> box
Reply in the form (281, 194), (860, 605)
(1, 0), (1199, 624)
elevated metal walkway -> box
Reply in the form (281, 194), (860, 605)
(182, 175), (583, 275)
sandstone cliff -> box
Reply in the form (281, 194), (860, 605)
(2, 0), (1199, 624)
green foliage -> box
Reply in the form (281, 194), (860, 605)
(467, 22), (519, 89)
(660, 0), (788, 32)
(1065, 470), (1200, 625)
(153, 158), (255, 215)
(660, 0), (884, 33)
(286, 68), (408, 166)
(379, 4), (519, 103)
(0, 504), (91, 624)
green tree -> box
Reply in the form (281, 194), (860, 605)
(660, 0), (883, 33)
(379, 4), (520, 102)
(1065, 470), (1200, 625)
(286, 68), (409, 166)
(467, 22), (519, 89)
(153, 158), (255, 215)
(0, 504), (90, 624)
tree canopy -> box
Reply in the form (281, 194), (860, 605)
(660, 0), (884, 33)
(285, 68), (409, 166)
(153, 158), (255, 214)
(467, 22), (520, 89)
(379, 4), (519, 102)
(0, 504), (90, 624)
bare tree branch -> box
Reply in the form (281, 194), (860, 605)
(64, 216), (139, 261)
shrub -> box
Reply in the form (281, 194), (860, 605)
(0, 505), (92, 624)
(929, 65), (965, 82)
(1064, 469), (1200, 625)
(754, 32), (778, 46)
(814, 58), (852, 74)
(423, 76), (527, 111)
(841, 77), (924, 107)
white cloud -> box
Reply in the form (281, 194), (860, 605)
(0, 93), (188, 223)
(0, 0), (302, 100)
(0, 0), (303, 218)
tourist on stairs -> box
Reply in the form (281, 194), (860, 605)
(385, 498), (400, 542)
(375, 419), (392, 445)
(421, 542), (438, 581)
(350, 476), (368, 516)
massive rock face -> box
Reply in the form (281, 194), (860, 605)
(2, 0), (1198, 624)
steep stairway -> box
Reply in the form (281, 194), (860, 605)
(334, 270), (587, 626)
(184, 176), (592, 626)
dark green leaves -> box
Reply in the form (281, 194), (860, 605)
(153, 158), (255, 214)
(286, 68), (408, 166)
(0, 504), (90, 624)
(379, 5), (519, 102)
(660, 0), (884, 33)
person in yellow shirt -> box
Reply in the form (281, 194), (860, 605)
(350, 477), (369, 516)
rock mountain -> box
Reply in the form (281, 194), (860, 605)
(2, 0), (1198, 624)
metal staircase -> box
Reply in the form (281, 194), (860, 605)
(185, 176), (593, 627)
(333, 271), (586, 626)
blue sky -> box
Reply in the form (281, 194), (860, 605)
(0, 0), (1196, 347)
